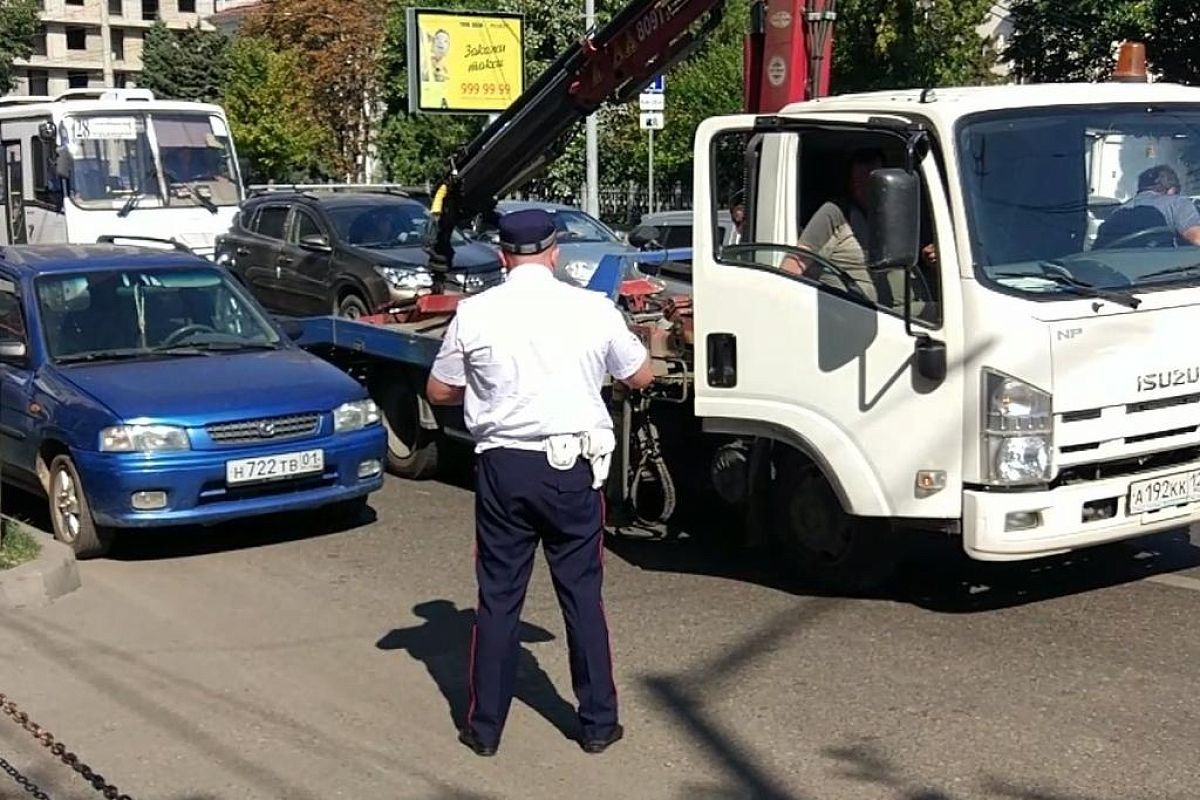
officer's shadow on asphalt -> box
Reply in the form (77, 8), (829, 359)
(376, 600), (580, 740)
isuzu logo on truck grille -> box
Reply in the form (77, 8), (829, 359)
(1138, 368), (1200, 392)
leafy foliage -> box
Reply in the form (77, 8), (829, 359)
(0, 0), (42, 93)
(138, 21), (230, 103)
(242, 0), (389, 181)
(221, 36), (327, 183)
(1005, 0), (1155, 83)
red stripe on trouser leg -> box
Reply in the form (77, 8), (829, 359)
(597, 522), (618, 707)
(466, 621), (479, 727)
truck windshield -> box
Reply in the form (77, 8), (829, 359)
(958, 105), (1200, 297)
(64, 112), (241, 211)
(36, 267), (280, 363)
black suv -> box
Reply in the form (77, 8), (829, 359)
(216, 192), (503, 318)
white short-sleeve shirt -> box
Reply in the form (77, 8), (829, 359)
(430, 263), (648, 452)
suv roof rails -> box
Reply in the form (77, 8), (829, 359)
(246, 183), (425, 198)
(95, 235), (194, 254)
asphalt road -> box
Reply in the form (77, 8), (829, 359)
(3, 467), (1200, 800)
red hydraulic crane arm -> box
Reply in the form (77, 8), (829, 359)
(426, 0), (726, 272)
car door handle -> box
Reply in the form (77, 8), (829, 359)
(236, 247), (251, 256)
(277, 256), (293, 266)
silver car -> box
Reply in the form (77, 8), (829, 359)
(478, 200), (637, 287)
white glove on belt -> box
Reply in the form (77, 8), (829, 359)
(544, 430), (617, 489)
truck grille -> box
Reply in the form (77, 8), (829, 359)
(1054, 389), (1200, 481)
(206, 413), (321, 445)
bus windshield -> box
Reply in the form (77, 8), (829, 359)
(64, 112), (241, 211)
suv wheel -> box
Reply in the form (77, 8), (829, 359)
(336, 293), (369, 320)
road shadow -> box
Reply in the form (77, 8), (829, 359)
(607, 518), (1200, 614)
(376, 600), (579, 741)
(0, 483), (381, 562)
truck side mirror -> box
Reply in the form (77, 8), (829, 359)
(866, 168), (921, 269)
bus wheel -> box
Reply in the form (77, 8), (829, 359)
(771, 449), (897, 594)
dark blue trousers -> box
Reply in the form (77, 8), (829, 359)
(467, 447), (618, 746)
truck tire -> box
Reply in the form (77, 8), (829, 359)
(375, 379), (441, 480)
(771, 449), (898, 594)
(47, 454), (114, 559)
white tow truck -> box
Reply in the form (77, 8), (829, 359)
(292, 0), (1200, 590)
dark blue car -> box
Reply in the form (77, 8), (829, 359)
(0, 245), (387, 557)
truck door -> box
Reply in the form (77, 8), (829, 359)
(691, 120), (965, 521)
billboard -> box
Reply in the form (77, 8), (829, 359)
(406, 8), (525, 114)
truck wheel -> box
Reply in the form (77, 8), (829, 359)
(47, 455), (113, 559)
(771, 450), (897, 594)
(376, 380), (440, 480)
(337, 292), (369, 320)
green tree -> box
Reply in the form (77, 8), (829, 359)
(1148, 0), (1200, 85)
(221, 36), (327, 183)
(0, 0), (41, 92)
(1006, 0), (1155, 83)
(138, 21), (229, 102)
(833, 0), (999, 93)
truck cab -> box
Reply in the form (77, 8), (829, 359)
(693, 82), (1200, 569)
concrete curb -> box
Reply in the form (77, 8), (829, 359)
(0, 528), (81, 610)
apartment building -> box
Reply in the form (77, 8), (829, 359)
(209, 0), (260, 35)
(10, 0), (217, 97)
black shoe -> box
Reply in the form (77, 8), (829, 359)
(458, 729), (498, 757)
(580, 724), (624, 754)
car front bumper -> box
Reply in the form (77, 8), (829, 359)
(73, 427), (387, 528)
(963, 460), (1200, 561)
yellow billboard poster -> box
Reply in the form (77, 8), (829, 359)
(406, 8), (525, 114)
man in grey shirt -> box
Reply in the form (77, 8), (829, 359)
(1096, 165), (1200, 248)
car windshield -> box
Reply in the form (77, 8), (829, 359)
(63, 113), (241, 210)
(326, 202), (466, 247)
(549, 209), (619, 243)
(36, 267), (280, 362)
(959, 104), (1200, 297)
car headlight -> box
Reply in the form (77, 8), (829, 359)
(375, 265), (433, 291)
(334, 399), (381, 433)
(982, 370), (1053, 485)
(562, 260), (596, 285)
(100, 424), (190, 453)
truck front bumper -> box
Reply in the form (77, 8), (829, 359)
(963, 461), (1200, 561)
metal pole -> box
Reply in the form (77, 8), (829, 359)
(648, 127), (655, 212)
(585, 0), (599, 217)
(100, 0), (114, 88)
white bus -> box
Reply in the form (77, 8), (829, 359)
(0, 87), (244, 257)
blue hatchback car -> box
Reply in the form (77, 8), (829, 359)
(0, 245), (387, 557)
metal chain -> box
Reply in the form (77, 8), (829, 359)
(0, 754), (51, 799)
(0, 693), (133, 800)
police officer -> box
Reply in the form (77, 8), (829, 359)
(426, 208), (654, 757)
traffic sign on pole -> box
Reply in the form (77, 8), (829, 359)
(645, 75), (666, 93)
(639, 112), (664, 130)
(638, 92), (664, 111)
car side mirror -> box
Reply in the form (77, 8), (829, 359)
(299, 234), (332, 253)
(0, 341), (28, 362)
(866, 168), (921, 269)
(628, 225), (662, 250)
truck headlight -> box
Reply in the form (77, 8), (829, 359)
(334, 399), (381, 433)
(375, 265), (433, 291)
(982, 370), (1052, 485)
(100, 424), (191, 453)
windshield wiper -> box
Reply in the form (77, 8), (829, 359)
(1137, 262), (1200, 283)
(56, 349), (148, 365)
(153, 341), (280, 354)
(117, 193), (141, 218)
(190, 184), (218, 214)
(993, 264), (1141, 309)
